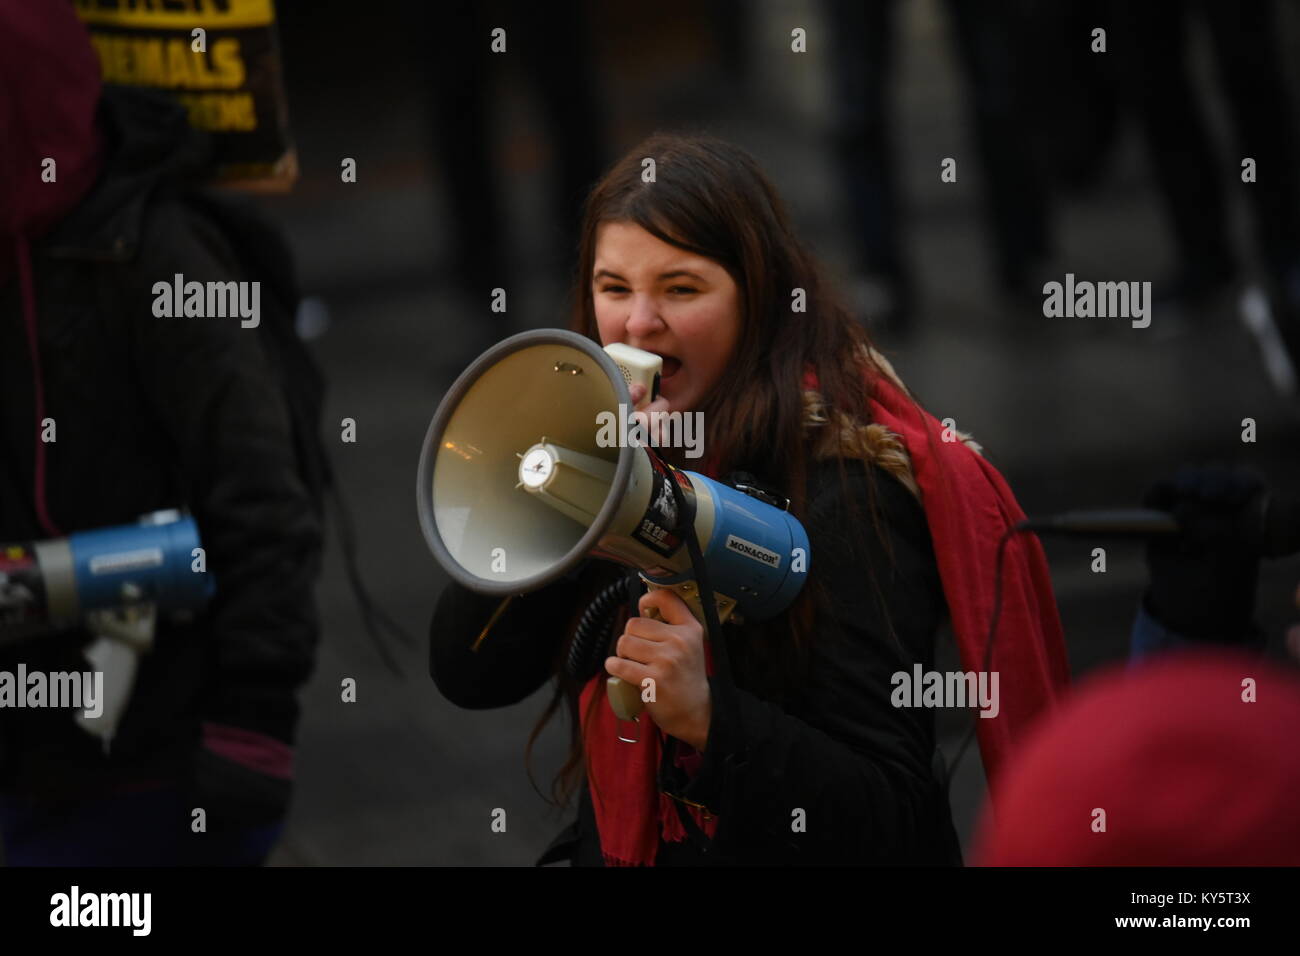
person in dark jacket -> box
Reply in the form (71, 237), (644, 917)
(430, 133), (1066, 866)
(0, 2), (323, 865)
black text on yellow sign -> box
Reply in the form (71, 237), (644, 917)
(73, 0), (274, 31)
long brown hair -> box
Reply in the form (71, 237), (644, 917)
(526, 130), (915, 809)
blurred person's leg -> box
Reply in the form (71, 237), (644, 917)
(1034, 0), (1124, 195)
(1199, 0), (1300, 283)
(423, 1), (509, 307)
(1115, 0), (1238, 309)
(707, 0), (752, 89)
(512, 0), (610, 275)
(944, 0), (1053, 300)
(1199, 0), (1300, 383)
(825, 0), (912, 336)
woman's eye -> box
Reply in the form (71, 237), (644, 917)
(596, 284), (696, 295)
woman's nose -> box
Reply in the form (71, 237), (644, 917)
(624, 294), (665, 338)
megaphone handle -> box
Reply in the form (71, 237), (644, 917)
(606, 675), (646, 721)
(605, 583), (736, 725)
(605, 603), (665, 721)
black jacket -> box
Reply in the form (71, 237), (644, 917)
(430, 456), (963, 865)
(0, 89), (323, 810)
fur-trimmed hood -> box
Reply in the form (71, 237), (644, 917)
(802, 347), (983, 501)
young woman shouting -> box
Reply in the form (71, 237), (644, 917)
(430, 132), (1068, 866)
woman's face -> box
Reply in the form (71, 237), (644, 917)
(592, 221), (741, 414)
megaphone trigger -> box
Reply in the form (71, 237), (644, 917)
(638, 576), (738, 625)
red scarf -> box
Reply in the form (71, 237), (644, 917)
(581, 363), (1069, 866)
(580, 611), (720, 867)
(844, 369), (1070, 783)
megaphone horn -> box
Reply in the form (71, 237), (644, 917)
(418, 329), (811, 729)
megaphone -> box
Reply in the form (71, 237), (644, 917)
(417, 329), (810, 724)
(0, 510), (212, 642)
(0, 510), (214, 748)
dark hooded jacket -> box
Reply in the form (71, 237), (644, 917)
(0, 1), (323, 819)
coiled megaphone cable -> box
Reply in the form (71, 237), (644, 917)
(944, 514), (1177, 793)
(943, 495), (1300, 791)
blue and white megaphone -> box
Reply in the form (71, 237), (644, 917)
(417, 329), (810, 721)
(0, 510), (213, 745)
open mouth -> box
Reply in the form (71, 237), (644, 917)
(659, 356), (683, 380)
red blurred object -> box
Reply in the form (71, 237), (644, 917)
(973, 650), (1300, 866)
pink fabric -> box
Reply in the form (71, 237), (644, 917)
(201, 722), (294, 779)
(14, 237), (60, 536)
